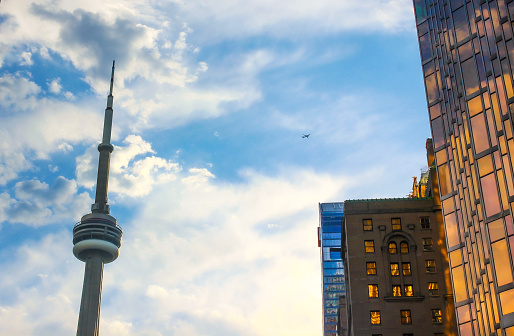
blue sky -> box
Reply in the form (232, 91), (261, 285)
(0, 0), (431, 335)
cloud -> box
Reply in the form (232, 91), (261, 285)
(3, 176), (91, 226)
(48, 78), (62, 94)
(76, 135), (181, 197)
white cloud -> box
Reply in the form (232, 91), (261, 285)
(48, 78), (62, 94)
(76, 135), (181, 197)
(3, 176), (91, 226)
(20, 51), (33, 66)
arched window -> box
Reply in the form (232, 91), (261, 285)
(400, 242), (409, 254)
(389, 242), (397, 254)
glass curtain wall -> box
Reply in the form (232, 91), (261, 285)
(319, 203), (345, 336)
(413, 0), (514, 335)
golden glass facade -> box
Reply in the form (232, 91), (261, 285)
(414, 0), (514, 334)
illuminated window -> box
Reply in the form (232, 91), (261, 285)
(426, 260), (436, 273)
(423, 238), (433, 251)
(365, 240), (375, 253)
(405, 285), (413, 296)
(393, 285), (402, 296)
(428, 282), (439, 296)
(363, 219), (373, 231)
(421, 216), (430, 229)
(400, 242), (409, 253)
(368, 284), (379, 298)
(431, 309), (442, 323)
(370, 311), (381, 324)
(401, 310), (412, 324)
(391, 263), (400, 276)
(392, 218), (402, 230)
(402, 263), (412, 276)
(367, 262), (377, 275)
(389, 242), (398, 254)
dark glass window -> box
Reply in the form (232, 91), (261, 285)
(481, 174), (501, 217)
(401, 310), (412, 324)
(426, 260), (436, 273)
(414, 0), (428, 22)
(423, 238), (434, 251)
(432, 309), (442, 323)
(461, 58), (479, 95)
(428, 282), (439, 296)
(453, 6), (470, 43)
(470, 114), (489, 153)
(425, 73), (439, 103)
(363, 219), (373, 231)
(431, 117), (445, 148)
(421, 216), (430, 229)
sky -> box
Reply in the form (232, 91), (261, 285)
(0, 0), (431, 335)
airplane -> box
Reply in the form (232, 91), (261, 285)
(302, 134), (310, 138)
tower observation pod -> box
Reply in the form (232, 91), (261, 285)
(73, 61), (122, 336)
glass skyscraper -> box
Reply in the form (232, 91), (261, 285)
(318, 202), (345, 336)
(414, 0), (514, 335)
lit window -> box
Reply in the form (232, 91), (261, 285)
(421, 216), (430, 229)
(368, 284), (379, 298)
(389, 242), (397, 254)
(370, 311), (381, 324)
(392, 218), (402, 230)
(363, 219), (373, 231)
(428, 282), (439, 296)
(391, 263), (400, 276)
(405, 285), (413, 296)
(365, 240), (375, 253)
(367, 262), (377, 275)
(401, 310), (412, 324)
(426, 260), (436, 273)
(393, 285), (402, 296)
(402, 263), (412, 276)
(423, 238), (433, 251)
(431, 309), (442, 323)
(400, 242), (409, 253)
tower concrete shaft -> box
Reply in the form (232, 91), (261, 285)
(73, 61), (122, 336)
(76, 252), (103, 336)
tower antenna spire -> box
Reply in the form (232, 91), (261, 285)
(92, 60), (116, 214)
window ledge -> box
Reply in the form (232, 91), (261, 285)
(384, 295), (425, 302)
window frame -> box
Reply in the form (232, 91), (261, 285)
(392, 218), (402, 230)
(363, 219), (373, 231)
(365, 240), (375, 253)
(404, 284), (414, 297)
(431, 309), (442, 324)
(428, 282), (439, 296)
(389, 242), (398, 254)
(400, 242), (409, 253)
(390, 262), (400, 276)
(426, 260), (437, 273)
(370, 310), (381, 325)
(368, 284), (379, 298)
(367, 262), (377, 275)
(421, 216), (431, 229)
(402, 262), (412, 276)
(393, 285), (402, 297)
(423, 238), (434, 251)
(401, 310), (412, 324)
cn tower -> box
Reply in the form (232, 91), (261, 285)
(72, 61), (123, 336)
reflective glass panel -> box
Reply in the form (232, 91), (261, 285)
(481, 174), (501, 217)
(499, 288), (514, 315)
(462, 58), (479, 95)
(491, 239), (513, 286)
